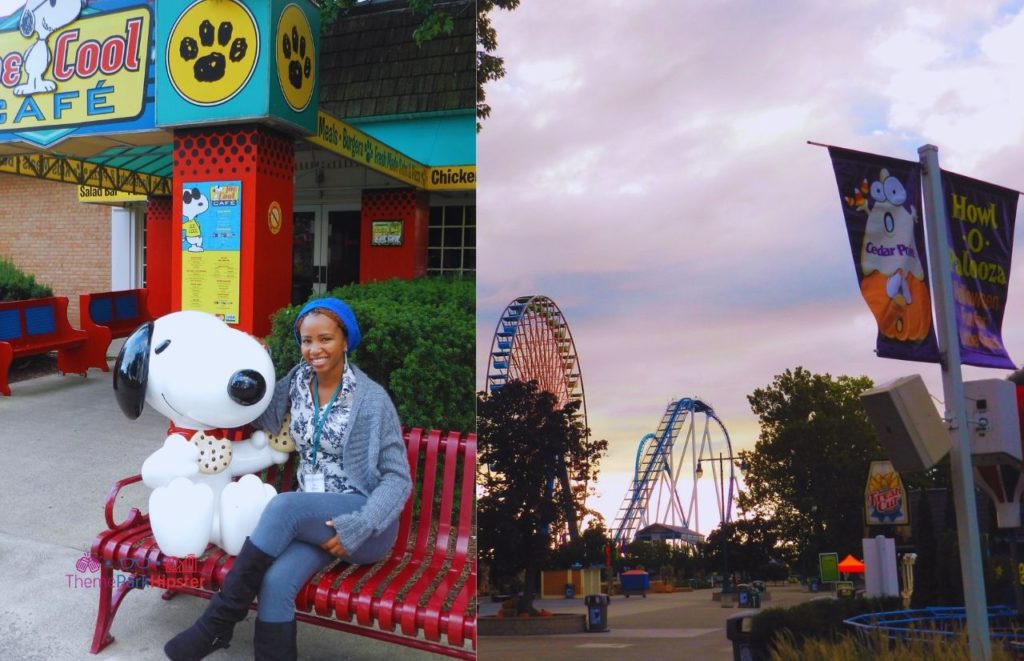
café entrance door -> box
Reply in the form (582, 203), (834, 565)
(292, 206), (361, 304)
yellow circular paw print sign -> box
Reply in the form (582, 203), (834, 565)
(167, 0), (260, 106)
(276, 4), (315, 111)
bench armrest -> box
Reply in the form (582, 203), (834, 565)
(104, 474), (147, 531)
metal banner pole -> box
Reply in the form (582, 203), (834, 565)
(918, 144), (991, 660)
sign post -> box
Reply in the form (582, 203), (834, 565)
(918, 144), (991, 660)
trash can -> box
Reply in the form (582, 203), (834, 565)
(809, 578), (820, 593)
(749, 589), (761, 608)
(585, 593), (610, 632)
(724, 618), (765, 661)
(620, 570), (650, 598)
(737, 586), (750, 608)
(565, 583), (575, 599)
(726, 613), (766, 661)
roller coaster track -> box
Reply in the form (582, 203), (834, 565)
(612, 397), (730, 547)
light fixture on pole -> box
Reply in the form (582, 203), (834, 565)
(695, 451), (748, 595)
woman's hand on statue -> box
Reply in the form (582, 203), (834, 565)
(321, 521), (348, 557)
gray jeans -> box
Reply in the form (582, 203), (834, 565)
(248, 491), (399, 622)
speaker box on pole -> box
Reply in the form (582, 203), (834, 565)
(860, 374), (951, 472)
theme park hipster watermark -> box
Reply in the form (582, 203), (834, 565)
(67, 553), (208, 590)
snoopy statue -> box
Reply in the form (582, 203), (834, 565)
(114, 311), (293, 558)
(15, 0), (84, 97)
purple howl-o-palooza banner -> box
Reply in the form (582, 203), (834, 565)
(828, 146), (941, 363)
(941, 171), (1017, 369)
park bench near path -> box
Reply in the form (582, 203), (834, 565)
(89, 427), (477, 659)
(0, 296), (91, 396)
(79, 288), (154, 372)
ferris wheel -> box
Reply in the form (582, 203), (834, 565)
(612, 397), (737, 547)
(485, 295), (589, 539)
(485, 295), (588, 428)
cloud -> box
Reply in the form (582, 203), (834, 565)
(479, 0), (1024, 534)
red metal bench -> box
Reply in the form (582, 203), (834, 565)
(79, 288), (153, 372)
(0, 296), (91, 396)
(89, 428), (477, 658)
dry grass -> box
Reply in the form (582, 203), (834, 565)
(769, 629), (1015, 661)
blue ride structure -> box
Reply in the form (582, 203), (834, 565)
(612, 397), (736, 548)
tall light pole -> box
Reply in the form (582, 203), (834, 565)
(696, 452), (749, 593)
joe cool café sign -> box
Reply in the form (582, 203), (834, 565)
(0, 2), (151, 143)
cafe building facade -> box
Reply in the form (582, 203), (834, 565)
(0, 0), (475, 332)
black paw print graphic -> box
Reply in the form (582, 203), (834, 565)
(179, 19), (248, 83)
(282, 26), (311, 90)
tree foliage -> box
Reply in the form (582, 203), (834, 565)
(265, 277), (474, 433)
(620, 540), (699, 583)
(549, 521), (613, 569)
(738, 367), (883, 571)
(477, 0), (520, 129)
(477, 379), (607, 611)
(703, 516), (783, 579)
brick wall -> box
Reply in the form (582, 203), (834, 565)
(0, 174), (110, 327)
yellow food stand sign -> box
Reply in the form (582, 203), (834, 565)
(78, 185), (148, 204)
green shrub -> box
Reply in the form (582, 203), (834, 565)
(0, 258), (53, 301)
(750, 596), (903, 651)
(265, 277), (474, 433)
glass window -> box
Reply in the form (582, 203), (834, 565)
(427, 204), (475, 277)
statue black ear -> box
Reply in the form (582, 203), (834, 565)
(113, 321), (153, 419)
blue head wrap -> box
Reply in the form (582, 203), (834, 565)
(294, 298), (361, 352)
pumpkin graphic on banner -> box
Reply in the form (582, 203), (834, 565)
(827, 146), (941, 363)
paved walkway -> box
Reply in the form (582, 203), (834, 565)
(477, 585), (822, 660)
(0, 355), (447, 660)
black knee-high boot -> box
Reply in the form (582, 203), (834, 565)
(164, 538), (275, 660)
(254, 619), (298, 661)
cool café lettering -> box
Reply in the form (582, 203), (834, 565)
(0, 17), (144, 125)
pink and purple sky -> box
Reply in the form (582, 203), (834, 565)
(477, 0), (1024, 534)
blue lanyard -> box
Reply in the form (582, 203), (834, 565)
(310, 373), (344, 467)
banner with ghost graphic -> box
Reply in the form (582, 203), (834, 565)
(828, 147), (941, 363)
(940, 171), (1017, 369)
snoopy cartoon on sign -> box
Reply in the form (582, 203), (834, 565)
(14, 0), (84, 97)
(182, 187), (208, 253)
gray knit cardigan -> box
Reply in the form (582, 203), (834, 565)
(254, 363), (412, 554)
